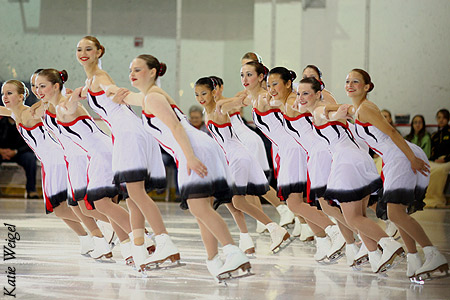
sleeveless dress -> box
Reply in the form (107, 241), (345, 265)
(87, 90), (166, 196)
(43, 111), (89, 207)
(283, 112), (332, 204)
(354, 119), (428, 215)
(142, 104), (232, 210)
(207, 120), (269, 196)
(56, 114), (118, 207)
(252, 108), (308, 200)
(14, 115), (67, 213)
(229, 112), (270, 175)
(312, 121), (382, 203)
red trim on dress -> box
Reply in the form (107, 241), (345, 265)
(253, 108), (282, 116)
(355, 119), (371, 127)
(18, 122), (44, 131)
(142, 110), (155, 118)
(57, 115), (92, 126)
(207, 120), (232, 128)
(229, 111), (240, 117)
(46, 110), (56, 118)
(88, 89), (105, 96)
(283, 112), (312, 121)
(314, 121), (348, 130)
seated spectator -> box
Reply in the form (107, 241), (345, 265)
(424, 108), (450, 208)
(381, 109), (400, 133)
(188, 105), (210, 136)
(404, 114), (431, 158)
(0, 116), (38, 198)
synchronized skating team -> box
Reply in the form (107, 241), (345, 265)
(1, 36), (448, 283)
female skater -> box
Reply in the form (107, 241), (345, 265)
(0, 79), (96, 255)
(212, 75), (295, 233)
(35, 68), (133, 260)
(296, 76), (403, 273)
(195, 76), (289, 253)
(337, 69), (447, 279)
(109, 54), (250, 281)
(218, 64), (345, 262)
(75, 36), (168, 269)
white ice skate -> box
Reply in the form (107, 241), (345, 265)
(314, 236), (331, 262)
(79, 234), (94, 257)
(90, 236), (113, 260)
(406, 252), (422, 279)
(291, 217), (301, 237)
(299, 223), (315, 242)
(143, 234), (181, 269)
(414, 246), (449, 282)
(267, 222), (291, 253)
(368, 249), (382, 273)
(239, 233), (256, 255)
(120, 241), (134, 267)
(325, 225), (346, 261)
(376, 237), (405, 273)
(216, 244), (252, 283)
(384, 220), (398, 238)
(256, 220), (268, 234)
(130, 243), (150, 273)
(96, 220), (115, 244)
(277, 205), (295, 227)
(352, 240), (369, 268)
(345, 243), (360, 266)
(206, 254), (224, 283)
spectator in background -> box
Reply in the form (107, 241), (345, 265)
(188, 105), (210, 136)
(405, 115), (431, 158)
(430, 108), (450, 163)
(381, 109), (401, 133)
(0, 116), (38, 198)
(424, 108), (450, 208)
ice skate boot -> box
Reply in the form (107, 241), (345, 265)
(384, 220), (398, 238)
(345, 243), (360, 266)
(217, 244), (252, 283)
(143, 233), (181, 269)
(325, 225), (346, 262)
(239, 233), (255, 256)
(120, 241), (134, 267)
(414, 246), (449, 282)
(406, 252), (422, 280)
(90, 236), (113, 260)
(79, 234), (94, 257)
(299, 223), (315, 242)
(130, 243), (150, 274)
(256, 220), (268, 234)
(376, 237), (405, 273)
(352, 240), (369, 268)
(314, 236), (331, 262)
(277, 205), (295, 227)
(368, 249), (382, 273)
(96, 220), (115, 244)
(206, 254), (224, 283)
(267, 222), (291, 253)
(291, 217), (301, 237)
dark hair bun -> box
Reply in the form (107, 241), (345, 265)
(60, 70), (69, 84)
(289, 70), (297, 82)
(159, 62), (167, 77)
(368, 82), (374, 92)
(99, 45), (106, 58)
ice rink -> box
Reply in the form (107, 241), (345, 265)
(0, 198), (449, 300)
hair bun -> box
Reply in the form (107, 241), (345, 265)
(158, 62), (167, 77)
(59, 70), (69, 84)
(289, 70), (297, 82)
(368, 82), (374, 92)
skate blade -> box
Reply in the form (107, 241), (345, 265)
(327, 251), (345, 263)
(271, 234), (293, 254)
(217, 268), (254, 285)
(352, 255), (369, 267)
(94, 257), (116, 263)
(81, 251), (93, 258)
(415, 264), (449, 282)
(144, 259), (185, 271)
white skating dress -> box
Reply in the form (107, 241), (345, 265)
(142, 105), (233, 210)
(87, 90), (166, 195)
(283, 112), (332, 204)
(56, 114), (118, 207)
(15, 118), (67, 213)
(252, 108), (308, 200)
(312, 121), (382, 203)
(43, 111), (89, 207)
(354, 119), (428, 214)
(229, 112), (270, 175)
(207, 120), (269, 196)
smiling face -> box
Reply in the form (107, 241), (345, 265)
(296, 83), (320, 112)
(35, 75), (57, 103)
(345, 71), (369, 98)
(241, 64), (262, 91)
(194, 84), (215, 107)
(1, 83), (23, 109)
(267, 73), (290, 100)
(76, 38), (102, 66)
(129, 58), (153, 90)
